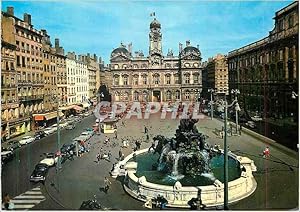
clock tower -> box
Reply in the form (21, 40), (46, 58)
(149, 18), (162, 56)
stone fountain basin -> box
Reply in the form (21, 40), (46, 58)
(117, 148), (257, 208)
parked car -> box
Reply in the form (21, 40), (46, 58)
(66, 124), (75, 130)
(251, 115), (263, 122)
(1, 150), (14, 165)
(39, 153), (58, 167)
(81, 131), (93, 139)
(2, 140), (21, 151)
(34, 131), (47, 140)
(30, 163), (49, 183)
(245, 121), (256, 129)
(60, 143), (76, 154)
(59, 122), (69, 128)
(44, 127), (56, 135)
(19, 136), (35, 145)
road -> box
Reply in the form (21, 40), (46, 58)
(1, 115), (96, 202)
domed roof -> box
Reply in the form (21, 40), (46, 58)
(150, 18), (161, 29)
(111, 47), (129, 55)
(182, 46), (200, 54)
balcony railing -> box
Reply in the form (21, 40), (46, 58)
(17, 80), (32, 86)
(1, 84), (17, 89)
(19, 95), (44, 101)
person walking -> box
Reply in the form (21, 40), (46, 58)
(146, 133), (150, 141)
(239, 125), (242, 135)
(115, 131), (118, 139)
(118, 149), (123, 160)
(96, 153), (100, 163)
(103, 177), (112, 193)
(263, 146), (270, 158)
(108, 150), (112, 161)
(144, 126), (148, 134)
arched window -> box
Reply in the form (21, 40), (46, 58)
(115, 92), (120, 101)
(193, 73), (199, 84)
(123, 75), (128, 85)
(134, 91), (139, 101)
(165, 74), (171, 84)
(153, 74), (160, 85)
(114, 75), (119, 85)
(184, 74), (190, 84)
(175, 90), (180, 100)
(185, 90), (190, 100)
(166, 90), (172, 100)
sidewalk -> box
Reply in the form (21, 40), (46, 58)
(44, 113), (299, 210)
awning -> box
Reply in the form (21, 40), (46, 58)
(34, 115), (44, 121)
(73, 105), (84, 111)
(81, 102), (91, 108)
(44, 111), (64, 120)
(59, 105), (75, 111)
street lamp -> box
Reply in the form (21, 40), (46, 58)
(231, 89), (240, 134)
(219, 98), (238, 210)
(52, 95), (62, 170)
(208, 89), (214, 120)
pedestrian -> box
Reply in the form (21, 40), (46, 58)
(148, 142), (155, 153)
(103, 177), (112, 193)
(115, 131), (118, 139)
(108, 150), (112, 161)
(119, 149), (123, 160)
(96, 153), (100, 163)
(239, 125), (242, 135)
(263, 146), (270, 158)
(144, 126), (148, 134)
(146, 134), (150, 141)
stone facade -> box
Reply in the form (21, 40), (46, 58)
(228, 1), (298, 120)
(109, 18), (203, 103)
(1, 8), (46, 137)
(203, 54), (228, 99)
(66, 52), (89, 104)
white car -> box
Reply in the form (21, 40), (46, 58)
(252, 115), (263, 121)
(44, 127), (56, 135)
(19, 136), (35, 145)
(39, 153), (58, 167)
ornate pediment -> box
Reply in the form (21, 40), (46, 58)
(181, 50), (201, 60)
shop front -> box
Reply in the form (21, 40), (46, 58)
(33, 111), (64, 129)
(1, 117), (31, 140)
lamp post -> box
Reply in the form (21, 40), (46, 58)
(208, 89), (214, 120)
(231, 89), (240, 134)
(219, 98), (238, 210)
(53, 95), (61, 170)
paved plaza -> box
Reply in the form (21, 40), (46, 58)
(39, 113), (298, 210)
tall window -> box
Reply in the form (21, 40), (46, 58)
(193, 74), (199, 84)
(174, 74), (179, 84)
(166, 90), (171, 100)
(185, 74), (190, 84)
(142, 75), (147, 85)
(288, 15), (294, 28)
(134, 91), (139, 101)
(154, 74), (160, 85)
(114, 75), (119, 85)
(166, 75), (171, 84)
(133, 75), (138, 85)
(175, 90), (180, 100)
(123, 75), (128, 85)
(185, 90), (190, 100)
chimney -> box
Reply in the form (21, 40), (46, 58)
(55, 38), (59, 49)
(41, 29), (47, 35)
(87, 53), (90, 58)
(186, 40), (190, 47)
(197, 45), (199, 50)
(179, 43), (183, 53)
(93, 54), (97, 62)
(24, 13), (31, 25)
(7, 7), (14, 16)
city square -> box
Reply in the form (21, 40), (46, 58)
(1, 0), (299, 210)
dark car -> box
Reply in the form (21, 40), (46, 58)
(1, 150), (14, 165)
(35, 131), (47, 140)
(60, 143), (76, 154)
(2, 140), (21, 151)
(30, 163), (49, 183)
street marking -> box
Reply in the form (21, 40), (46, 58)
(10, 186), (46, 210)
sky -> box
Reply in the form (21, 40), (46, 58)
(2, 0), (293, 64)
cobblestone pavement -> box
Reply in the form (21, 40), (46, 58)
(43, 113), (298, 210)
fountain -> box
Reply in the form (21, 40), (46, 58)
(112, 116), (257, 208)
